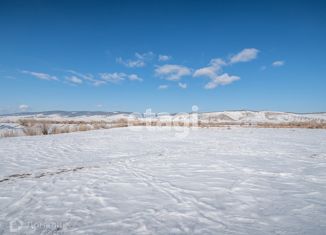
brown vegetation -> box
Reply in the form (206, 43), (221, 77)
(2, 118), (325, 138)
(51, 125), (71, 134)
(78, 124), (92, 132)
(256, 121), (326, 129)
(23, 126), (40, 136)
(0, 130), (19, 138)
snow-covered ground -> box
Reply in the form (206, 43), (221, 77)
(0, 127), (326, 234)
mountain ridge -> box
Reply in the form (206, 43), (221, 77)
(1, 110), (326, 117)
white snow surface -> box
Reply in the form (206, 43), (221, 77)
(0, 127), (326, 234)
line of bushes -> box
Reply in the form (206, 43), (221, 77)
(1, 118), (326, 138)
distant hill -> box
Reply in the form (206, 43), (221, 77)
(0, 110), (131, 117)
(1, 110), (326, 124)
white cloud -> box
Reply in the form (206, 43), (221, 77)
(21, 70), (58, 81)
(229, 48), (259, 64)
(158, 84), (168, 90)
(67, 70), (94, 81)
(128, 74), (143, 82)
(99, 72), (126, 83)
(155, 64), (191, 81)
(193, 58), (226, 79)
(98, 72), (142, 83)
(19, 104), (29, 111)
(135, 52), (154, 60)
(117, 52), (154, 68)
(178, 82), (187, 89)
(204, 73), (240, 89)
(67, 70), (107, 86)
(272, 60), (285, 67)
(66, 76), (83, 84)
(158, 55), (171, 61)
(92, 80), (107, 86)
(194, 58), (240, 89)
(96, 104), (103, 108)
(116, 57), (145, 68)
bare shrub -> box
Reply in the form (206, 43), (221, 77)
(100, 121), (109, 129)
(178, 121), (185, 127)
(112, 118), (129, 128)
(61, 126), (71, 133)
(40, 123), (51, 135)
(92, 121), (109, 129)
(18, 119), (35, 127)
(92, 123), (100, 129)
(78, 124), (92, 132)
(51, 125), (70, 134)
(0, 130), (19, 138)
(23, 127), (40, 136)
(51, 126), (60, 135)
(128, 120), (145, 127)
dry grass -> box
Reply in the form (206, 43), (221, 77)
(256, 121), (326, 129)
(0, 130), (19, 138)
(18, 119), (33, 127)
(51, 125), (71, 134)
(40, 123), (51, 135)
(2, 118), (324, 138)
(111, 118), (129, 128)
(78, 124), (92, 132)
(93, 121), (108, 129)
(23, 127), (40, 136)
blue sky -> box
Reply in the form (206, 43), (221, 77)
(0, 0), (325, 114)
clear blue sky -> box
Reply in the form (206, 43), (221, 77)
(0, 0), (325, 114)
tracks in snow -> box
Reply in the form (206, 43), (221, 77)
(0, 151), (162, 184)
(122, 157), (228, 230)
(0, 166), (87, 183)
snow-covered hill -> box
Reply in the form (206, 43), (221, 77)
(0, 111), (131, 122)
(199, 111), (326, 124)
(1, 110), (325, 124)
